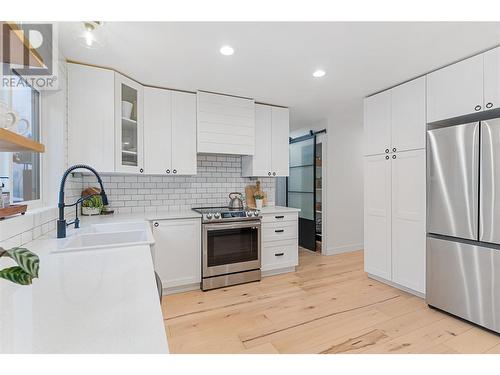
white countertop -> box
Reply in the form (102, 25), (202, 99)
(0, 219), (169, 354)
(259, 206), (301, 214)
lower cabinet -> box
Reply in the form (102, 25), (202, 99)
(261, 212), (299, 274)
(364, 149), (426, 295)
(151, 218), (201, 293)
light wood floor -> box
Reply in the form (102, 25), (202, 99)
(162, 249), (500, 354)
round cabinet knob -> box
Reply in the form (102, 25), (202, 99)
(153, 222), (159, 227)
(392, 155), (396, 159)
(486, 102), (494, 109)
(213, 212), (221, 219)
(173, 169), (177, 174)
(166, 169), (170, 174)
(475, 105), (482, 111)
(392, 148), (396, 152)
(268, 172), (271, 176)
(206, 213), (213, 220)
(385, 155), (389, 160)
(385, 149), (390, 153)
(272, 172), (276, 176)
(140, 168), (144, 173)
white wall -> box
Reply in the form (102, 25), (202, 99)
(291, 108), (364, 255)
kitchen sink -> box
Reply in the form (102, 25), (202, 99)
(54, 221), (154, 253)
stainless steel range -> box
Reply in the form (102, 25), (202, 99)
(192, 207), (262, 291)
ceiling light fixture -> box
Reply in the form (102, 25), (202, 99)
(313, 69), (326, 78)
(77, 22), (104, 49)
(220, 45), (234, 56)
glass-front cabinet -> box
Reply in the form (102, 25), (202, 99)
(115, 73), (144, 173)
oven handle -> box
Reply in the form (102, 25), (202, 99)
(204, 220), (261, 231)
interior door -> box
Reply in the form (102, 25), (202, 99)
(364, 153), (392, 280)
(391, 149), (426, 293)
(480, 119), (500, 244)
(427, 122), (479, 240)
(287, 135), (316, 250)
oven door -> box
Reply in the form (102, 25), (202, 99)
(203, 220), (261, 277)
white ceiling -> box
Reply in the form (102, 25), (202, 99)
(58, 22), (500, 130)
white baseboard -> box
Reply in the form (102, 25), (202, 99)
(262, 266), (296, 277)
(162, 283), (200, 295)
(367, 273), (425, 299)
(322, 243), (363, 256)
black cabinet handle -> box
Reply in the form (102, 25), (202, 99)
(166, 169), (170, 174)
(153, 222), (159, 227)
(385, 155), (389, 160)
(275, 215), (285, 219)
(486, 102), (494, 109)
(392, 147), (396, 152)
(385, 149), (389, 153)
(173, 169), (177, 174)
(272, 172), (276, 176)
(275, 229), (284, 233)
(140, 168), (144, 173)
(274, 252), (284, 257)
(475, 105), (482, 111)
(392, 155), (396, 159)
(268, 172), (271, 176)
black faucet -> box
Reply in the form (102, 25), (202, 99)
(57, 164), (109, 239)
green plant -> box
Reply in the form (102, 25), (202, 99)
(82, 195), (103, 208)
(0, 247), (39, 285)
(254, 193), (265, 200)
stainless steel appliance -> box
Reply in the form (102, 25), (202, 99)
(427, 118), (500, 333)
(192, 207), (262, 291)
(228, 192), (244, 209)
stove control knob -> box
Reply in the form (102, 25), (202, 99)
(206, 213), (213, 220)
(246, 211), (254, 217)
(214, 212), (221, 219)
(254, 210), (260, 216)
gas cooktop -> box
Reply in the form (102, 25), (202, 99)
(192, 206), (261, 223)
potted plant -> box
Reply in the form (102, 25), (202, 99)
(0, 247), (39, 285)
(254, 193), (265, 209)
(82, 195), (103, 216)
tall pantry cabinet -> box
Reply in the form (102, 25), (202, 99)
(363, 76), (426, 295)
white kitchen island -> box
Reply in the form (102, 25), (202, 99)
(0, 220), (169, 354)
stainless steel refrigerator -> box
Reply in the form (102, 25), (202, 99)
(427, 118), (500, 333)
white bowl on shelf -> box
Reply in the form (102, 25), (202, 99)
(121, 101), (134, 119)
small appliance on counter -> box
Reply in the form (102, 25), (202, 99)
(192, 206), (262, 291)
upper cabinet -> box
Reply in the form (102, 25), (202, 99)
(484, 47), (500, 112)
(68, 63), (115, 172)
(242, 104), (290, 177)
(115, 73), (144, 174)
(197, 91), (255, 155)
(426, 54), (484, 123)
(144, 87), (197, 175)
(364, 76), (426, 156)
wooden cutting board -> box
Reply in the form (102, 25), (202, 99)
(245, 181), (267, 209)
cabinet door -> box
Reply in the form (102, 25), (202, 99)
(152, 219), (201, 289)
(364, 91), (391, 156)
(364, 154), (392, 280)
(115, 73), (144, 174)
(242, 105), (272, 176)
(484, 47), (500, 111)
(391, 77), (426, 152)
(391, 149), (426, 293)
(426, 54), (484, 123)
(144, 87), (172, 175)
(68, 63), (115, 172)
(271, 106), (290, 177)
(171, 91), (197, 175)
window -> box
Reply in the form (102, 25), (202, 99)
(0, 76), (41, 204)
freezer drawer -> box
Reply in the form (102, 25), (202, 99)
(480, 119), (500, 244)
(427, 122), (479, 240)
(427, 236), (500, 333)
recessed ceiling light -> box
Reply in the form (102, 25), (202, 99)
(220, 45), (234, 56)
(313, 69), (326, 78)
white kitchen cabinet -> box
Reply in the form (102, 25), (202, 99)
(144, 88), (197, 175)
(197, 91), (255, 155)
(484, 46), (500, 112)
(242, 104), (290, 177)
(171, 91), (197, 175)
(67, 63), (115, 172)
(391, 149), (426, 294)
(144, 87), (172, 174)
(152, 218), (201, 292)
(115, 73), (144, 174)
(363, 90), (391, 156)
(391, 77), (426, 152)
(364, 154), (392, 280)
(426, 54), (484, 123)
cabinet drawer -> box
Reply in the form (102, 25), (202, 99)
(262, 221), (297, 242)
(262, 239), (298, 271)
(261, 212), (298, 223)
